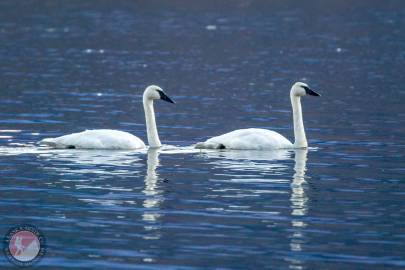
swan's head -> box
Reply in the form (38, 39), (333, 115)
(291, 82), (321, 97)
(143, 85), (175, 103)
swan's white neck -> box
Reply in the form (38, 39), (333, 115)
(290, 93), (308, 148)
(143, 96), (161, 148)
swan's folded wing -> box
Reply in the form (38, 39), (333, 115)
(40, 129), (145, 149)
(195, 128), (293, 150)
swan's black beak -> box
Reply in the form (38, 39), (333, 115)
(157, 90), (175, 104)
(304, 86), (321, 97)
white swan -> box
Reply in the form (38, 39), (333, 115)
(195, 82), (320, 150)
(40, 85), (175, 149)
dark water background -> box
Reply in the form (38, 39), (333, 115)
(1, 1), (405, 269)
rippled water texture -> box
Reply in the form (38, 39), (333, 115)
(1, 1), (405, 269)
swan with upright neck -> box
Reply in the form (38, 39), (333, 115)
(195, 82), (320, 150)
(40, 85), (175, 149)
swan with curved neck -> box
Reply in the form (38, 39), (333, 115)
(40, 85), (175, 149)
(195, 82), (320, 150)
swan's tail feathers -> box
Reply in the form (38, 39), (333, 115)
(40, 138), (76, 149)
(194, 142), (206, 149)
(39, 138), (58, 147)
(195, 142), (226, 149)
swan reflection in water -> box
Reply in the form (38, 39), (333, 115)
(142, 148), (164, 241)
(197, 148), (291, 173)
(5, 144), (309, 266)
(287, 149), (309, 270)
(197, 148), (309, 269)
(34, 146), (165, 243)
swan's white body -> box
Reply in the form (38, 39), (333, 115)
(40, 85), (174, 150)
(195, 82), (320, 150)
(195, 128), (293, 150)
(41, 129), (145, 149)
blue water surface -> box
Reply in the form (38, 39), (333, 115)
(1, 1), (405, 269)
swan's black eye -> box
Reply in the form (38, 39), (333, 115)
(301, 85), (310, 91)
